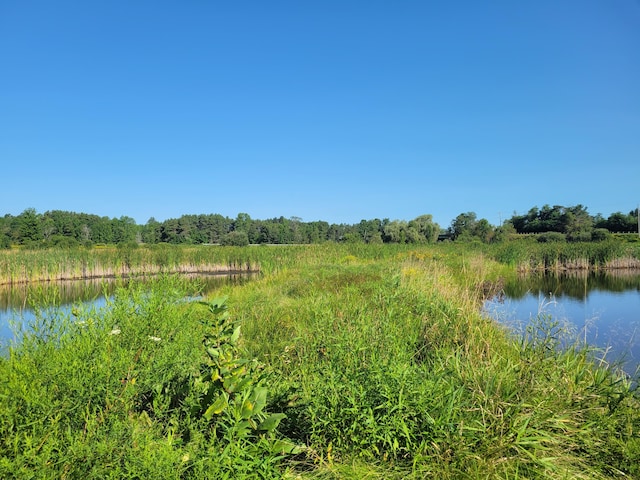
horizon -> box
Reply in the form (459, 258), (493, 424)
(2, 2), (639, 227)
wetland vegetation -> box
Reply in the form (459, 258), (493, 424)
(1, 204), (639, 477)
(1, 241), (639, 478)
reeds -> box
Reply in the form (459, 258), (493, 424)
(490, 239), (640, 272)
(0, 245), (264, 285)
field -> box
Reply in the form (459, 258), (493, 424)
(0, 243), (639, 478)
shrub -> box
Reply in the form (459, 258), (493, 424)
(591, 228), (611, 242)
(221, 231), (249, 246)
(567, 230), (593, 242)
(536, 232), (566, 243)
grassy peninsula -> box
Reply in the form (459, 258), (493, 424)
(0, 244), (638, 478)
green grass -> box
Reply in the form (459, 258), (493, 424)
(1, 244), (638, 478)
(491, 238), (640, 271)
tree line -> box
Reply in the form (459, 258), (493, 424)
(450, 205), (639, 243)
(1, 205), (637, 248)
(0, 209), (440, 248)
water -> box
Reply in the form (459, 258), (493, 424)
(0, 274), (256, 347)
(484, 270), (640, 376)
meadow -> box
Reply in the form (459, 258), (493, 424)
(0, 243), (638, 478)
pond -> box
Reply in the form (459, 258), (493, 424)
(484, 270), (640, 376)
(0, 273), (256, 347)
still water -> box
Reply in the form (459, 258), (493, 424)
(0, 274), (255, 346)
(484, 270), (640, 376)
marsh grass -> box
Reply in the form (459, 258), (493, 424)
(226, 247), (640, 478)
(0, 245), (263, 285)
(491, 239), (640, 272)
(1, 245), (638, 478)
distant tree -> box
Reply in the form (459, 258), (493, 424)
(220, 230), (249, 246)
(327, 223), (348, 242)
(343, 232), (364, 243)
(233, 213), (252, 233)
(90, 216), (114, 244)
(383, 220), (403, 243)
(0, 215), (11, 249)
(112, 216), (137, 244)
(303, 221), (330, 243)
(356, 219), (383, 244)
(473, 218), (493, 243)
(15, 208), (42, 244)
(142, 217), (161, 244)
(409, 214), (440, 243)
(449, 212), (478, 240)
(596, 211), (637, 233)
(564, 204), (593, 237)
(492, 222), (516, 242)
(509, 204), (594, 236)
(368, 231), (384, 244)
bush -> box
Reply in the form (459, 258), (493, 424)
(567, 230), (593, 242)
(221, 230), (249, 246)
(591, 228), (611, 242)
(536, 232), (566, 243)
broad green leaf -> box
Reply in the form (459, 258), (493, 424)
(225, 376), (252, 394)
(271, 439), (304, 455)
(258, 413), (286, 432)
(230, 325), (241, 344)
(241, 399), (254, 419)
(204, 394), (228, 420)
(252, 386), (268, 415)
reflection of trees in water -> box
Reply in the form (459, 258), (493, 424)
(0, 279), (113, 311)
(503, 270), (640, 301)
(0, 274), (257, 311)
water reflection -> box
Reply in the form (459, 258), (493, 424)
(503, 269), (640, 301)
(0, 273), (257, 344)
(485, 269), (640, 376)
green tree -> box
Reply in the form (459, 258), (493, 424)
(15, 208), (42, 244)
(112, 216), (137, 244)
(473, 218), (493, 243)
(596, 211), (637, 233)
(233, 213), (251, 233)
(449, 212), (478, 240)
(142, 217), (161, 244)
(409, 214), (440, 243)
(563, 204), (593, 237)
(383, 220), (403, 243)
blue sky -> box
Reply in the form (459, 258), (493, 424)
(1, 1), (639, 228)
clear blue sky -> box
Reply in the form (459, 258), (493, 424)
(1, 1), (639, 228)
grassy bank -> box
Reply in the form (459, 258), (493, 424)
(1, 245), (638, 478)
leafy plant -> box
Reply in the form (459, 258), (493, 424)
(191, 297), (300, 455)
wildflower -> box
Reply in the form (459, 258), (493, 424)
(109, 328), (121, 335)
(148, 335), (161, 342)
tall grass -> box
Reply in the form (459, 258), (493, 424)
(1, 244), (638, 478)
(491, 238), (640, 271)
(0, 245), (266, 285)
(0, 243), (426, 286)
(225, 246), (640, 478)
